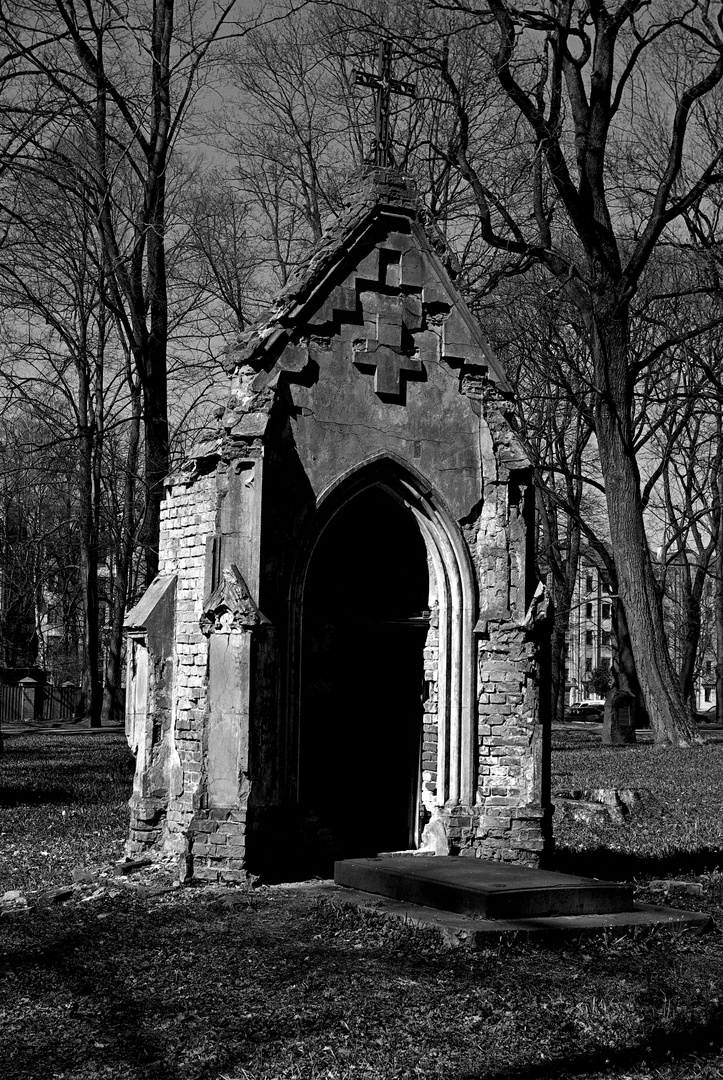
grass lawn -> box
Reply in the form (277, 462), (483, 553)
(0, 732), (132, 892)
(0, 728), (722, 1080)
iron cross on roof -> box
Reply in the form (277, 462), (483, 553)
(354, 39), (415, 167)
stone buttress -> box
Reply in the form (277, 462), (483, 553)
(124, 166), (552, 882)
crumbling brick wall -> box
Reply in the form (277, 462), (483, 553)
(127, 469), (218, 863)
(124, 164), (551, 880)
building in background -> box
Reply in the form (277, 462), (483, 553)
(565, 556), (614, 707)
(661, 556), (717, 714)
(565, 552), (717, 713)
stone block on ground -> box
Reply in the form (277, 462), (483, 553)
(72, 867), (100, 883)
(114, 858), (154, 876)
(1, 889), (25, 905)
(38, 885), (74, 905)
(334, 855), (634, 920)
(649, 880), (704, 897)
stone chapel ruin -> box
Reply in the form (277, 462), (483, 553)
(124, 165), (551, 882)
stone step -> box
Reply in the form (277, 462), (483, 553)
(334, 855), (636, 920)
(314, 884), (713, 946)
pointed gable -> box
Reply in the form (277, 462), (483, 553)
(208, 165), (528, 494)
(224, 168), (511, 386)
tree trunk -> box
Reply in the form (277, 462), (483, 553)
(139, 0), (172, 586)
(532, 466), (582, 724)
(713, 451), (717, 721)
(611, 595), (647, 725)
(548, 552), (581, 723)
(79, 1), (172, 590)
(679, 577), (703, 713)
(78, 363), (102, 728)
(593, 302), (699, 746)
(549, 592), (570, 723)
(102, 380), (142, 726)
(138, 343), (169, 587)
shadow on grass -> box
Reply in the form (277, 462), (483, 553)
(462, 1005), (723, 1079)
(0, 783), (74, 807)
(3, 893), (722, 1080)
(3, 760), (134, 778)
(3, 927), (177, 1080)
(549, 844), (723, 881)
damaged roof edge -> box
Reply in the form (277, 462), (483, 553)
(222, 174), (513, 399)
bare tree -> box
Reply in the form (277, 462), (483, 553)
(214, 3), (723, 741)
(0, 159), (134, 723)
(414, 0), (723, 744)
(0, 0), (278, 583)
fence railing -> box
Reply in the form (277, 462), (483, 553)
(0, 681), (83, 725)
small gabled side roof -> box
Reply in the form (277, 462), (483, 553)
(124, 574), (177, 634)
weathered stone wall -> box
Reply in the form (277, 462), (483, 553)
(423, 609), (548, 866)
(470, 422), (549, 863)
(127, 469), (218, 866)
(124, 166), (551, 880)
(469, 621), (547, 862)
(162, 472), (218, 860)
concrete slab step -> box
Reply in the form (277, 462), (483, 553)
(315, 883), (713, 946)
(334, 855), (636, 920)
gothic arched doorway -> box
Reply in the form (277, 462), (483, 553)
(299, 485), (429, 862)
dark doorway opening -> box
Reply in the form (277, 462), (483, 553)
(300, 486), (429, 866)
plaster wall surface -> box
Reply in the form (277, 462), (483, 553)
(287, 335), (482, 518)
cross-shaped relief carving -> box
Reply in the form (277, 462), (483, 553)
(360, 342), (423, 397)
(352, 290), (423, 397)
(283, 232), (465, 404)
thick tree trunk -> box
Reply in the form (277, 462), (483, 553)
(593, 304), (699, 745)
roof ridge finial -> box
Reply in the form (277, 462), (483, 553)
(353, 38), (415, 168)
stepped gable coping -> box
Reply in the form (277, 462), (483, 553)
(222, 164), (513, 395)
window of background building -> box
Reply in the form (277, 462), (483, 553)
(602, 603), (610, 619)
(706, 660), (712, 674)
(586, 575), (593, 593)
(602, 630), (611, 645)
(585, 656), (592, 671)
(705, 688), (711, 702)
(600, 657), (611, 670)
(586, 602), (593, 618)
(585, 630), (593, 645)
